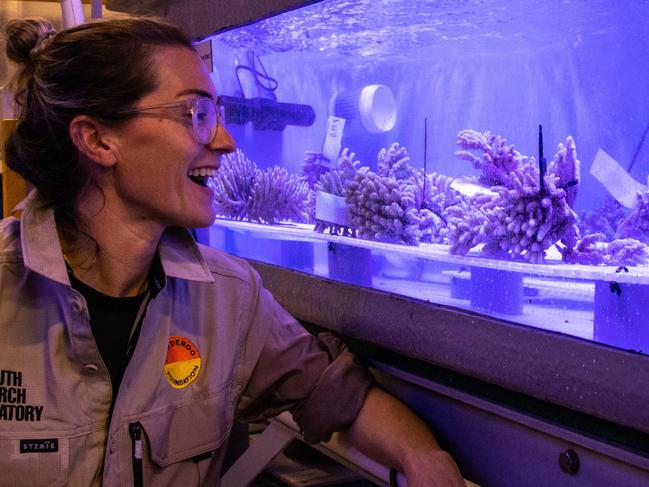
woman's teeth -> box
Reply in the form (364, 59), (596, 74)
(188, 168), (217, 177)
(188, 168), (217, 187)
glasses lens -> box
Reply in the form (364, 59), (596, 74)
(193, 98), (218, 144)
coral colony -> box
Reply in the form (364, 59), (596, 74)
(212, 132), (649, 266)
(311, 148), (360, 236)
(615, 188), (649, 243)
(212, 149), (309, 224)
(447, 129), (581, 264)
(247, 166), (310, 224)
(578, 198), (626, 241)
(211, 148), (257, 220)
(343, 143), (424, 244)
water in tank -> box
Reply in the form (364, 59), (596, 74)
(202, 0), (649, 354)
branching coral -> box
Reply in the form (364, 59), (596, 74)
(486, 170), (579, 263)
(339, 142), (466, 245)
(212, 149), (309, 225)
(298, 151), (330, 221)
(337, 148), (363, 182)
(454, 129), (522, 186)
(561, 233), (649, 266)
(321, 142), (467, 245)
(377, 143), (472, 244)
(312, 148), (362, 236)
(410, 171), (466, 244)
(448, 130), (580, 263)
(446, 198), (489, 254)
(615, 189), (649, 243)
(316, 167), (347, 196)
(300, 151), (331, 190)
(344, 169), (422, 245)
(377, 142), (418, 181)
(418, 171), (465, 212)
(548, 136), (580, 207)
(417, 209), (449, 244)
(313, 148), (363, 197)
(578, 199), (628, 241)
(212, 149), (258, 220)
(248, 166), (310, 224)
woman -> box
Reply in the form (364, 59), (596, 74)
(1, 16), (464, 486)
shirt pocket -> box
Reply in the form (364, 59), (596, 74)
(136, 392), (232, 485)
(0, 436), (69, 487)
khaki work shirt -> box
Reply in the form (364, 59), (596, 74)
(0, 194), (373, 486)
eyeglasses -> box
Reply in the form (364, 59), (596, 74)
(118, 96), (225, 144)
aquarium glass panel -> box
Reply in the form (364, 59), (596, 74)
(204, 0), (649, 355)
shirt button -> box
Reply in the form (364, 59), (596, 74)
(72, 300), (84, 313)
(83, 364), (98, 375)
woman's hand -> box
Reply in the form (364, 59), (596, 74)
(341, 387), (466, 487)
(403, 449), (466, 487)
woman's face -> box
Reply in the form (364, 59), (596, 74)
(107, 45), (235, 232)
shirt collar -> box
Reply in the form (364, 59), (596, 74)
(158, 227), (214, 283)
(20, 192), (69, 285)
(20, 193), (214, 285)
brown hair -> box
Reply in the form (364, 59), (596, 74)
(3, 16), (193, 239)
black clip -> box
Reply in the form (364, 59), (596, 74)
(389, 467), (399, 487)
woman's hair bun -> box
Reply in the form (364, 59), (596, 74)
(5, 17), (56, 64)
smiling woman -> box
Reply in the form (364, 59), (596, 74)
(0, 15), (465, 487)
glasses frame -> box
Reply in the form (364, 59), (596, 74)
(118, 96), (225, 144)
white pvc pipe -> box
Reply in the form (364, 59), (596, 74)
(60, 0), (85, 28)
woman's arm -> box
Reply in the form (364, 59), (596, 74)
(341, 387), (466, 487)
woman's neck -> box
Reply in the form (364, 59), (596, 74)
(61, 200), (163, 298)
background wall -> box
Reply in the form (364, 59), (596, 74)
(0, 1), (121, 119)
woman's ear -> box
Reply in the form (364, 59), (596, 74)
(69, 115), (118, 168)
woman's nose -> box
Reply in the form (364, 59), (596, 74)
(208, 124), (236, 154)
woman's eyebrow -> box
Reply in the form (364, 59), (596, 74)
(176, 88), (214, 99)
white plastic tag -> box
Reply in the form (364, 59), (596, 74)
(194, 40), (213, 73)
(315, 191), (351, 225)
(590, 148), (645, 209)
(321, 116), (346, 167)
(450, 177), (497, 198)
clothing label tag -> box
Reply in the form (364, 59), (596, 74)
(590, 148), (646, 209)
(164, 336), (202, 389)
(20, 439), (58, 453)
(321, 116), (346, 167)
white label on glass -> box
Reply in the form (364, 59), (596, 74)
(321, 116), (346, 167)
(194, 40), (213, 73)
(590, 148), (645, 209)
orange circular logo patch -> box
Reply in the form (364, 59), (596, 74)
(164, 336), (201, 389)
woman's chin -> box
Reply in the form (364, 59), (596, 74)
(180, 207), (216, 230)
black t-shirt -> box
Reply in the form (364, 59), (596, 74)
(68, 273), (148, 393)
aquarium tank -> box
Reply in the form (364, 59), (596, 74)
(202, 0), (649, 355)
